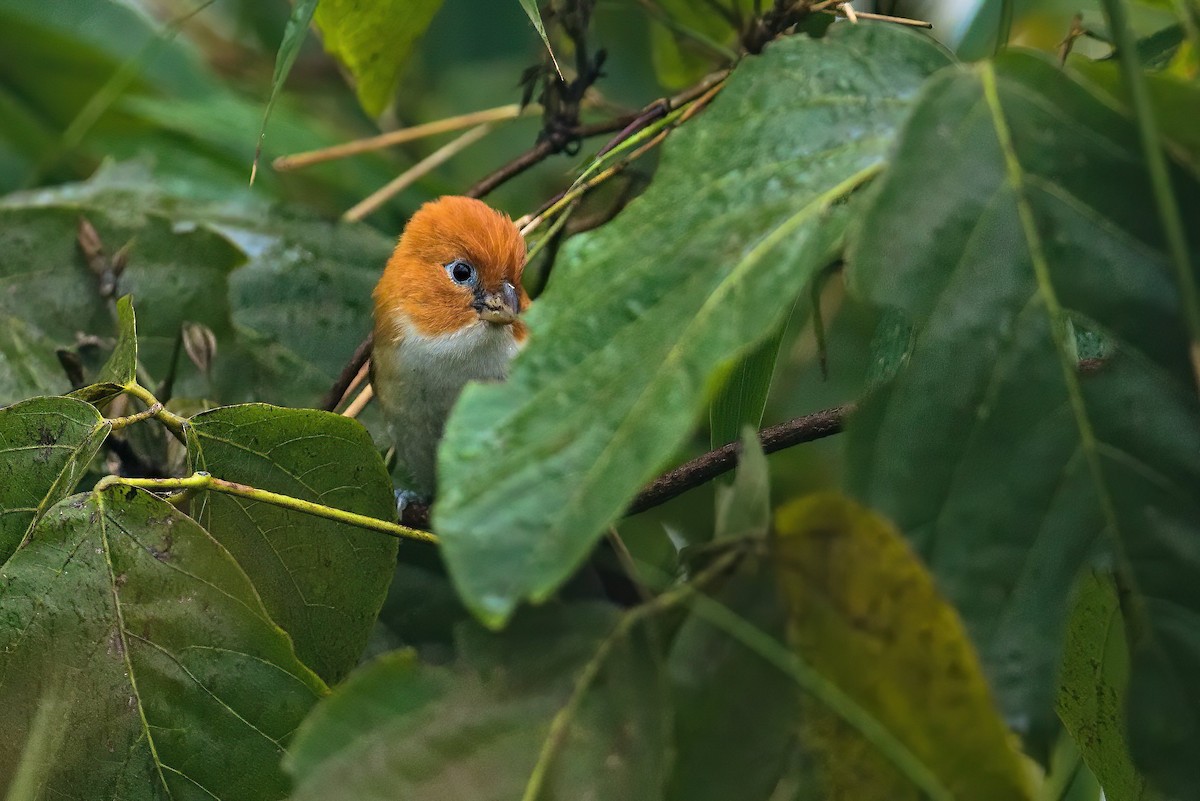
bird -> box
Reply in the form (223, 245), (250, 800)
(371, 196), (529, 501)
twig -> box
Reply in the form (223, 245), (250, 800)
(124, 382), (187, 441)
(321, 333), (374, 411)
(465, 72), (729, 200)
(342, 382), (374, 418)
(109, 403), (163, 432)
(399, 404), (851, 529)
(1058, 14), (1086, 65)
(519, 78), (727, 236)
(273, 104), (537, 172)
(466, 138), (559, 200)
(96, 471), (438, 544)
(627, 404), (850, 514)
(344, 124), (495, 222)
(834, 9), (932, 28)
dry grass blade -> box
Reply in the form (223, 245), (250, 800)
(343, 124), (494, 222)
(273, 104), (535, 172)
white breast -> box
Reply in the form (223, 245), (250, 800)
(373, 319), (521, 495)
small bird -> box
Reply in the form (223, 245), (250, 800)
(371, 196), (529, 499)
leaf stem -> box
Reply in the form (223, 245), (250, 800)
(96, 472), (438, 544)
(109, 403), (163, 432)
(1099, 0), (1200, 395)
(123, 382), (187, 440)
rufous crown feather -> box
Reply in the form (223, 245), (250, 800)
(373, 196), (528, 341)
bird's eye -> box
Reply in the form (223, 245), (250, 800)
(446, 259), (477, 285)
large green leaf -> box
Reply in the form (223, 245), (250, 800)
(0, 395), (109, 562)
(436, 24), (954, 627)
(286, 604), (669, 800)
(0, 487), (325, 798)
(187, 403), (399, 683)
(846, 51), (1200, 783)
(775, 494), (1033, 801)
(313, 0), (446, 117)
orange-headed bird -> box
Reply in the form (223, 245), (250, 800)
(372, 196), (529, 498)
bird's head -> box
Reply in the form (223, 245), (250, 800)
(373, 196), (529, 343)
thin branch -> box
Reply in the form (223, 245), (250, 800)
(344, 124), (495, 222)
(321, 332), (373, 411)
(834, 9), (932, 28)
(342, 382), (374, 419)
(627, 404), (850, 514)
(466, 138), (559, 200)
(96, 471), (438, 544)
(124, 382), (187, 441)
(398, 404), (851, 529)
(466, 71), (729, 200)
(274, 104), (536, 172)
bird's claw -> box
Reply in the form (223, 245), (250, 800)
(394, 488), (429, 515)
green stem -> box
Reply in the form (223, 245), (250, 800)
(1099, 0), (1200, 395)
(109, 403), (163, 432)
(96, 471), (438, 544)
(123, 382), (188, 440)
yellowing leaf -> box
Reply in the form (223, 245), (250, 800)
(313, 0), (445, 117)
(775, 493), (1033, 801)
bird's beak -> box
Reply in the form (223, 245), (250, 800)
(476, 281), (521, 325)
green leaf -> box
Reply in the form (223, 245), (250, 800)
(0, 487), (325, 797)
(775, 493), (1034, 801)
(436, 24), (954, 627)
(0, 395), (109, 562)
(646, 0), (743, 88)
(313, 0), (446, 118)
(713, 428), (770, 542)
(1070, 56), (1200, 171)
(1057, 573), (1148, 801)
(254, 0), (319, 181)
(845, 52), (1200, 778)
(286, 604), (669, 800)
(71, 294), (139, 404)
(667, 563), (800, 801)
(517, 0), (563, 78)
(187, 403), (399, 683)
(95, 294), (137, 386)
(708, 323), (787, 450)
(0, 315), (69, 401)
